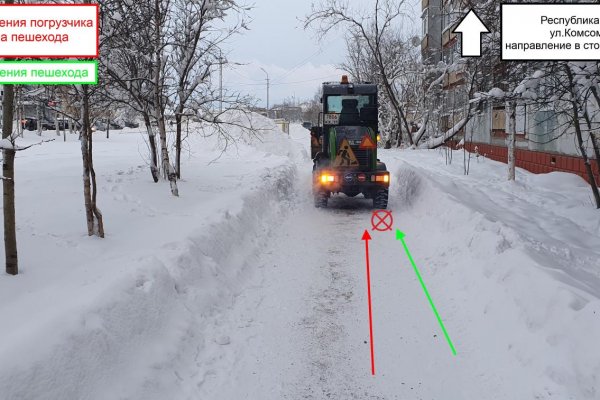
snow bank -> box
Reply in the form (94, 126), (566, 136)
(201, 110), (309, 163)
(0, 118), (301, 400)
(391, 165), (423, 209)
(386, 152), (600, 399)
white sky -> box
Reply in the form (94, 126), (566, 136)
(222, 0), (353, 107)
(222, 0), (419, 107)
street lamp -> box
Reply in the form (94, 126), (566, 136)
(260, 67), (270, 118)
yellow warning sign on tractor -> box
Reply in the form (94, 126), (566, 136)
(333, 139), (359, 167)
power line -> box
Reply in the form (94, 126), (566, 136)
(271, 75), (340, 86)
(226, 74), (340, 87)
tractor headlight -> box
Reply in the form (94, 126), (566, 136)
(320, 174), (336, 183)
(373, 173), (390, 183)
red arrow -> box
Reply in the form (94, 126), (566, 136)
(362, 230), (376, 375)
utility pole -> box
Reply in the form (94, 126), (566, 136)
(260, 67), (269, 118)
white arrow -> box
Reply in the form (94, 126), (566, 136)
(453, 9), (490, 57)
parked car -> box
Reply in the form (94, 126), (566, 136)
(55, 118), (73, 130)
(21, 117), (37, 131)
(21, 117), (55, 131)
(109, 121), (123, 130)
(124, 120), (140, 128)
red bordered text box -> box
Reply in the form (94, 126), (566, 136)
(0, 4), (98, 58)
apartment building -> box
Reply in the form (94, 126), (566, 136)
(421, 0), (599, 184)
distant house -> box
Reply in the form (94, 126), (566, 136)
(270, 105), (302, 122)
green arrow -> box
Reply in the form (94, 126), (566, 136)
(396, 229), (457, 356)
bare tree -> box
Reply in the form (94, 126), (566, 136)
(563, 63), (600, 207)
(100, 0), (161, 183)
(76, 0), (105, 236)
(305, 0), (416, 145)
(512, 61), (600, 207)
(148, 0), (179, 196)
(78, 83), (105, 236)
(170, 0), (248, 179)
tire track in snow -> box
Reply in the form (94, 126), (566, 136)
(289, 189), (388, 399)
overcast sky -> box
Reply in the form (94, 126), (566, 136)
(222, 1), (419, 107)
(222, 0), (354, 107)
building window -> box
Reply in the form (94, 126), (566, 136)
(422, 8), (429, 36)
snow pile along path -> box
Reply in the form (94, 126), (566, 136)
(0, 115), (306, 400)
(384, 150), (600, 399)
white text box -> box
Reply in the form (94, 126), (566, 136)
(502, 4), (600, 60)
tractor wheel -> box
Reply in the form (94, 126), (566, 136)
(373, 188), (389, 210)
(314, 190), (329, 208)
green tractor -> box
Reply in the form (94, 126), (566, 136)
(310, 75), (389, 209)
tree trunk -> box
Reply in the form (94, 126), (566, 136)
(36, 102), (42, 136)
(15, 86), (23, 138)
(571, 102), (600, 208)
(565, 67), (600, 207)
(55, 111), (60, 136)
(106, 117), (110, 139)
(143, 112), (159, 183)
(582, 111), (600, 185)
(175, 108), (183, 179)
(157, 115), (178, 196)
(2, 83), (18, 275)
(81, 86), (105, 237)
(153, 0), (178, 196)
(81, 90), (95, 235)
(380, 73), (412, 146)
(591, 132), (600, 182)
(506, 100), (516, 181)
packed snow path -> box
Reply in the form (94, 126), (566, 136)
(195, 127), (600, 399)
(1, 120), (598, 399)
(200, 176), (465, 400)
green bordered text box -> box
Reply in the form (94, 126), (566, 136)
(0, 60), (98, 85)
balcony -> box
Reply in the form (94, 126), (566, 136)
(442, 67), (466, 89)
(442, 24), (457, 47)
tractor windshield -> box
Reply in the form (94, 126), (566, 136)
(326, 95), (372, 114)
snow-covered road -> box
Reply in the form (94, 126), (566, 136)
(190, 126), (600, 399)
(1, 119), (599, 399)
(198, 170), (464, 400)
